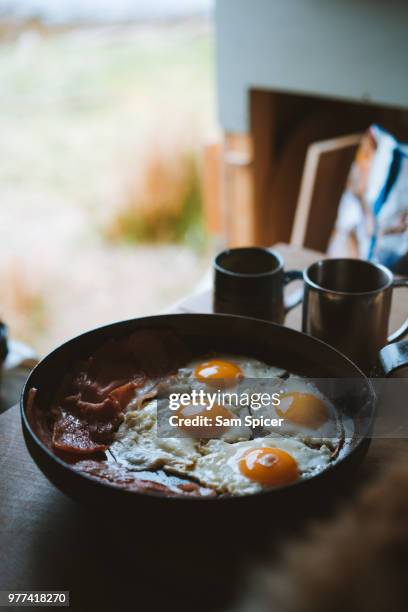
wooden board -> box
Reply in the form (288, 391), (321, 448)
(291, 133), (361, 251)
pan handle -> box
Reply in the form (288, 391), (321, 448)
(376, 339), (408, 377)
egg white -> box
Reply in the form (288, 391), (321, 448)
(168, 355), (287, 442)
(110, 356), (340, 496)
(252, 375), (342, 448)
(183, 436), (332, 495)
(178, 355), (286, 388)
(110, 400), (202, 473)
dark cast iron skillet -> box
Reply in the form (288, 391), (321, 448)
(21, 313), (376, 523)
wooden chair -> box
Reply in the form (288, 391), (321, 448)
(203, 132), (362, 251)
(290, 133), (361, 252)
(202, 141), (223, 235)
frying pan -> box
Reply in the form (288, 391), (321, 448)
(21, 313), (376, 521)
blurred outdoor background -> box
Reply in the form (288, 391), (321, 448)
(0, 0), (216, 354)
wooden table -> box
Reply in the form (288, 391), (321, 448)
(1, 244), (407, 612)
(0, 340), (38, 415)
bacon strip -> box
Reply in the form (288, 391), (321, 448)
(75, 460), (216, 497)
(52, 412), (108, 455)
(30, 328), (192, 463)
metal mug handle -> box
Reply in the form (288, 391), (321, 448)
(283, 270), (304, 313)
(375, 279), (408, 376)
(388, 279), (408, 343)
(377, 339), (408, 377)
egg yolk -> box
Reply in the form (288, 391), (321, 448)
(239, 447), (299, 487)
(194, 359), (243, 387)
(276, 392), (328, 429)
(176, 403), (233, 437)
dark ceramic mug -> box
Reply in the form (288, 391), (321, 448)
(213, 247), (302, 323)
(302, 258), (408, 373)
(0, 321), (8, 385)
(0, 322), (7, 364)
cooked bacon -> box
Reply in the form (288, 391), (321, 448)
(87, 416), (123, 444)
(31, 327), (192, 469)
(135, 386), (158, 409)
(28, 328), (221, 496)
(64, 368), (145, 404)
(63, 394), (122, 420)
(52, 411), (108, 455)
(50, 371), (145, 455)
(109, 381), (140, 410)
(75, 460), (216, 497)
(134, 374), (177, 408)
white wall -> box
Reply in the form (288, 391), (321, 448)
(216, 0), (408, 132)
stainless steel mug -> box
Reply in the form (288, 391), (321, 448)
(214, 247), (302, 323)
(302, 258), (408, 372)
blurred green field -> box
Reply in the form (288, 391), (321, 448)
(0, 21), (214, 209)
(0, 20), (216, 352)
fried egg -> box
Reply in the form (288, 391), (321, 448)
(252, 375), (342, 448)
(180, 355), (287, 385)
(110, 355), (341, 496)
(183, 436), (332, 495)
(157, 355), (286, 442)
(168, 357), (341, 447)
(111, 403), (332, 496)
(110, 400), (202, 473)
